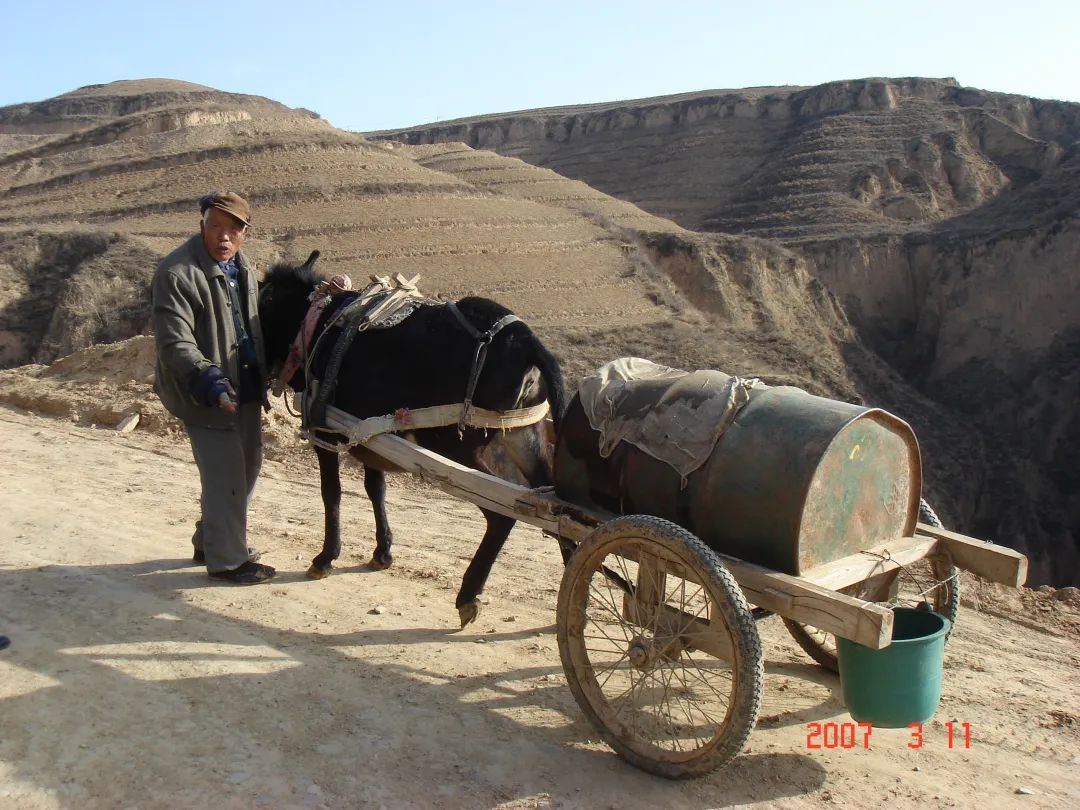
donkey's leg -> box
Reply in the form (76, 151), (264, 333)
(364, 465), (394, 570)
(308, 446), (342, 579)
(456, 508), (516, 627)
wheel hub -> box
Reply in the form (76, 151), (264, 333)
(628, 633), (688, 670)
(628, 635), (653, 670)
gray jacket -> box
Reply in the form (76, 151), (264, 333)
(152, 234), (268, 428)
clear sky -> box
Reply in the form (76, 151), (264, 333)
(2, 0), (1077, 132)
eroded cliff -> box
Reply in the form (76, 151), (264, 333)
(380, 77), (1080, 583)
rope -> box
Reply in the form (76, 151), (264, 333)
(857, 548), (958, 607)
(280, 387), (302, 418)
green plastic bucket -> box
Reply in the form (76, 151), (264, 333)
(837, 607), (951, 728)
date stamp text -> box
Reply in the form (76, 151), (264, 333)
(806, 721), (973, 750)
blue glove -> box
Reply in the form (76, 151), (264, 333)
(189, 365), (235, 407)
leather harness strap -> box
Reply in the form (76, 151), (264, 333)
(446, 302), (521, 432)
(307, 298), (369, 429)
(303, 277), (432, 430)
(287, 280), (542, 452)
(315, 399), (550, 449)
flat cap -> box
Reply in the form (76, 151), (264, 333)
(199, 191), (251, 227)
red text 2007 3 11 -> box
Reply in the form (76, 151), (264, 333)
(806, 721), (973, 749)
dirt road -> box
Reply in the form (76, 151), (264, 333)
(0, 405), (1077, 809)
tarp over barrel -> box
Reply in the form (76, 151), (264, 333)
(556, 358), (922, 575)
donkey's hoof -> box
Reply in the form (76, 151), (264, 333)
(367, 551), (394, 571)
(306, 563), (333, 580)
(457, 600), (481, 628)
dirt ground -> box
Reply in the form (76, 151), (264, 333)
(0, 403), (1078, 810)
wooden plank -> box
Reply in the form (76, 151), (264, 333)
(799, 535), (940, 591)
(636, 556), (666, 616)
(361, 432), (601, 540)
(914, 522), (1028, 587)
(710, 553), (894, 649)
(115, 413), (140, 433)
(615, 543), (894, 649)
(357, 432), (894, 647)
(363, 433), (557, 528)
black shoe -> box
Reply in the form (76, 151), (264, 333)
(194, 547), (261, 564)
(208, 561), (276, 585)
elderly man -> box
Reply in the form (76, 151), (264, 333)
(152, 191), (276, 584)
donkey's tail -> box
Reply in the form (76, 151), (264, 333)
(530, 336), (567, 433)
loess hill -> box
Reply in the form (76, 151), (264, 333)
(0, 77), (1075, 585)
(379, 77), (1080, 587)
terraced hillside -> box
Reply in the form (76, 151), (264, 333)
(0, 79), (863, 394)
(0, 82), (663, 367)
(377, 78), (1080, 239)
(379, 77), (1080, 586)
(0, 79), (1069, 584)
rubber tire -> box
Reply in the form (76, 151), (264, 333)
(914, 498), (961, 634)
(557, 515), (764, 779)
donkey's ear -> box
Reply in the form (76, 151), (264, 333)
(303, 250), (321, 270)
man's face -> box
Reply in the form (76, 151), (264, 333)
(201, 207), (248, 262)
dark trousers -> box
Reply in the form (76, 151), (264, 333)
(186, 403), (263, 572)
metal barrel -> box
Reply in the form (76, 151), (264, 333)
(554, 384), (921, 575)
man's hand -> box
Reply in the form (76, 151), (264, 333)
(190, 365), (237, 411)
(216, 380), (238, 413)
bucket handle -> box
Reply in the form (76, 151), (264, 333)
(862, 549), (958, 610)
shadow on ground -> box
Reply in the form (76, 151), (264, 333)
(0, 559), (830, 807)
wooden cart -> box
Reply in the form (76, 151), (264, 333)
(349, 426), (1027, 779)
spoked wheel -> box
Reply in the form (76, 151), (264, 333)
(783, 498), (961, 673)
(557, 515), (763, 779)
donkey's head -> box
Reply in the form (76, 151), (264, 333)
(259, 250), (323, 371)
